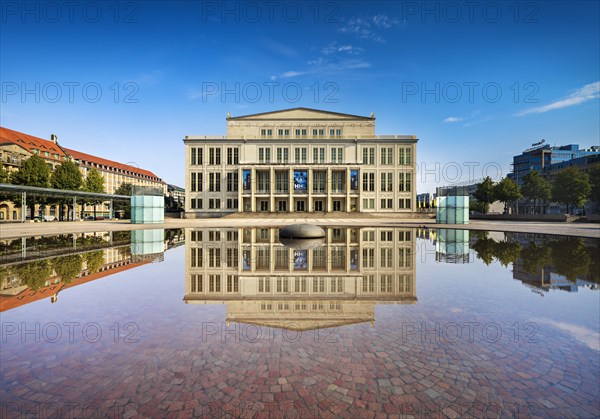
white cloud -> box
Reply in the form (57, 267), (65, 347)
(444, 116), (463, 123)
(281, 71), (304, 78)
(531, 318), (599, 351)
(443, 110), (482, 125)
(338, 14), (402, 43)
(322, 42), (364, 56)
(516, 81), (600, 116)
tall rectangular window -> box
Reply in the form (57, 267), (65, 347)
(226, 172), (238, 192)
(257, 172), (270, 193)
(275, 171), (289, 193)
(276, 147), (289, 163)
(399, 173), (412, 192)
(381, 173), (393, 192)
(312, 147), (325, 163)
(331, 147), (343, 164)
(332, 171), (344, 193)
(259, 147), (271, 163)
(226, 147), (239, 165)
(209, 173), (221, 192)
(362, 172), (375, 192)
(191, 147), (203, 165)
(191, 172), (202, 192)
(362, 248), (374, 268)
(294, 147), (307, 163)
(209, 148), (221, 165)
(381, 147), (393, 165)
(313, 171), (326, 193)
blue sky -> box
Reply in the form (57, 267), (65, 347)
(1, 1), (599, 192)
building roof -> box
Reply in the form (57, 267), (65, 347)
(64, 147), (162, 182)
(1, 126), (163, 182)
(0, 259), (150, 312)
(0, 127), (69, 162)
(226, 107), (375, 121)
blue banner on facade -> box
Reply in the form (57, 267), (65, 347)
(294, 170), (307, 191)
(243, 170), (251, 190)
(350, 170), (358, 190)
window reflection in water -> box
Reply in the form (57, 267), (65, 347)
(0, 229), (183, 312)
(184, 227), (417, 331)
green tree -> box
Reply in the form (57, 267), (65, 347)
(85, 251), (105, 274)
(84, 168), (105, 192)
(471, 232), (496, 265)
(551, 166), (591, 214)
(11, 155), (52, 219)
(51, 160), (82, 190)
(114, 182), (133, 219)
(49, 160), (83, 221)
(83, 168), (105, 219)
(469, 200), (489, 215)
(473, 177), (496, 214)
(589, 164), (600, 205)
(52, 254), (83, 284)
(549, 238), (590, 281)
(493, 240), (522, 267)
(520, 241), (552, 274)
(11, 154), (51, 187)
(521, 170), (552, 214)
(494, 177), (521, 214)
(0, 164), (9, 183)
(14, 260), (52, 291)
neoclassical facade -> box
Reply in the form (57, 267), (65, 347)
(184, 108), (417, 216)
(184, 226), (416, 330)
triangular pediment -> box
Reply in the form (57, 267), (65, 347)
(227, 107), (373, 121)
(228, 318), (373, 331)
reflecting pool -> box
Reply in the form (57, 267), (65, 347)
(1, 227), (598, 418)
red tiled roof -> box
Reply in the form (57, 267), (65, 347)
(0, 260), (150, 312)
(0, 126), (68, 162)
(63, 147), (162, 181)
(0, 126), (163, 182)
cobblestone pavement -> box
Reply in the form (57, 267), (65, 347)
(1, 246), (598, 418)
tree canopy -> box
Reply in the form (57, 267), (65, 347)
(11, 154), (51, 187)
(51, 160), (83, 191)
(494, 177), (521, 213)
(521, 169), (551, 207)
(84, 168), (105, 193)
(589, 165), (600, 204)
(551, 166), (591, 212)
(0, 164), (9, 183)
(473, 177), (496, 214)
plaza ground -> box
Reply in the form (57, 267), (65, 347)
(1, 215), (598, 239)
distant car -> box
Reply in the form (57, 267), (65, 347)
(42, 215), (55, 222)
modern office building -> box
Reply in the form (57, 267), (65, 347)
(508, 142), (599, 187)
(0, 127), (165, 221)
(507, 142), (599, 214)
(183, 108), (418, 217)
(184, 226), (416, 330)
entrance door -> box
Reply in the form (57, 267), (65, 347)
(296, 200), (305, 212)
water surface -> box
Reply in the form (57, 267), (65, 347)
(1, 227), (598, 418)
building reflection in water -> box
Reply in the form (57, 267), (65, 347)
(184, 227), (416, 330)
(435, 229), (470, 264)
(0, 229), (182, 312)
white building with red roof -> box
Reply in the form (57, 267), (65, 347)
(0, 127), (165, 221)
